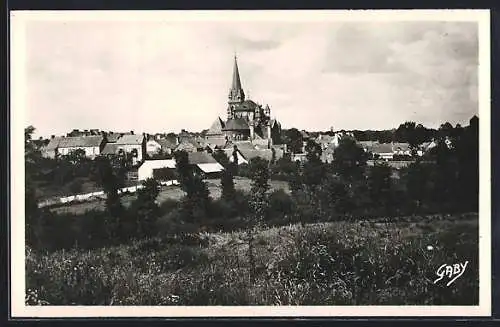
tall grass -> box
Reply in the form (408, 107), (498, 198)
(26, 213), (478, 306)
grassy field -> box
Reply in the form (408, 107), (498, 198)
(50, 177), (290, 215)
(26, 212), (478, 305)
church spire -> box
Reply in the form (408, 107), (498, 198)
(228, 54), (245, 104)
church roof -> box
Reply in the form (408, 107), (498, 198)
(231, 56), (243, 93)
(230, 141), (256, 150)
(207, 117), (225, 135)
(233, 100), (260, 112)
(223, 118), (249, 131)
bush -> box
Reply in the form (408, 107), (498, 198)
(157, 207), (199, 235)
(266, 189), (293, 224)
(69, 179), (83, 194)
(208, 190), (252, 232)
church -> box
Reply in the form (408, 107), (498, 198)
(205, 56), (282, 148)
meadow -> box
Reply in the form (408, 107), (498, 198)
(26, 212), (478, 306)
(50, 177), (290, 215)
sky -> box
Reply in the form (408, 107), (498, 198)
(20, 14), (479, 138)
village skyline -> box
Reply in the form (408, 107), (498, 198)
(20, 14), (479, 139)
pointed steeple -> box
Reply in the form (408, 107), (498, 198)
(228, 54), (245, 104)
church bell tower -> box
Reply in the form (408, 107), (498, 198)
(227, 55), (245, 119)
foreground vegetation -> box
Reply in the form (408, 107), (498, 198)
(26, 213), (478, 305)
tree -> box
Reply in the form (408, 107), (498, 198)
(212, 149), (236, 200)
(438, 122), (454, 140)
(367, 163), (393, 214)
(316, 174), (351, 220)
(302, 139), (325, 190)
(174, 150), (211, 226)
(213, 149), (229, 167)
(247, 157), (271, 281)
(93, 156), (125, 242)
(395, 121), (428, 152)
(403, 161), (432, 212)
(377, 130), (394, 144)
(331, 137), (368, 183)
(174, 150), (192, 194)
(428, 138), (458, 211)
(414, 123), (429, 151)
(288, 160), (303, 195)
(25, 126), (43, 248)
(133, 178), (161, 238)
(221, 168), (236, 201)
(453, 116), (479, 211)
(284, 128), (304, 154)
(63, 149), (86, 166)
(232, 145), (239, 175)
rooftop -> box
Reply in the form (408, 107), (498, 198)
(115, 134), (145, 145)
(188, 152), (218, 165)
(55, 136), (104, 148)
(223, 118), (249, 131)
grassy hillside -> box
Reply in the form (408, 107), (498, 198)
(26, 213), (478, 306)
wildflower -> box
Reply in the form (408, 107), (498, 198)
(427, 245), (434, 251)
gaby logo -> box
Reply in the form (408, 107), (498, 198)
(433, 261), (469, 286)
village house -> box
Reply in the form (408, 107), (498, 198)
(314, 132), (355, 163)
(175, 139), (199, 153)
(222, 147), (249, 165)
(360, 141), (412, 161)
(41, 135), (105, 159)
(292, 153), (308, 163)
(220, 141), (284, 164)
(138, 159), (177, 181)
(137, 152), (225, 181)
(101, 134), (146, 165)
(157, 137), (178, 155)
(392, 142), (412, 157)
(188, 152), (225, 179)
(42, 136), (62, 159)
(146, 137), (162, 156)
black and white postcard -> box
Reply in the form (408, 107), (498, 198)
(10, 9), (491, 317)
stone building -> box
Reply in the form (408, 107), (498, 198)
(205, 55), (282, 148)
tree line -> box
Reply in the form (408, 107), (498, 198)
(281, 119), (471, 154)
